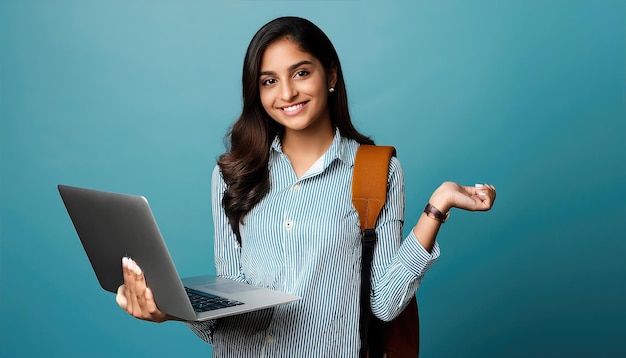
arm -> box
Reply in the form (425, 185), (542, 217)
(370, 159), (496, 321)
(185, 165), (247, 344)
(211, 165), (246, 282)
(369, 158), (430, 321)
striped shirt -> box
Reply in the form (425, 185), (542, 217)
(187, 130), (440, 357)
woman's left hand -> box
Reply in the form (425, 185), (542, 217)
(429, 181), (496, 213)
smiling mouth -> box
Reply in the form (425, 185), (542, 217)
(280, 101), (308, 113)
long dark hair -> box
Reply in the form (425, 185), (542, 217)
(218, 16), (374, 243)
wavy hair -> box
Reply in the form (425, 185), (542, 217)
(218, 16), (374, 243)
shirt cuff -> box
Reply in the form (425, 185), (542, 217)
(397, 230), (441, 277)
(185, 320), (217, 345)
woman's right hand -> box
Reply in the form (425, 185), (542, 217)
(116, 257), (170, 323)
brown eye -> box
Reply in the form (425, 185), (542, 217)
(294, 70), (309, 78)
(261, 78), (277, 87)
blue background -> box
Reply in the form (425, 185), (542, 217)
(1, 1), (625, 357)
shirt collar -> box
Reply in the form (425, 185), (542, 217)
(270, 128), (359, 169)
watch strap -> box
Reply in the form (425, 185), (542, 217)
(424, 203), (449, 223)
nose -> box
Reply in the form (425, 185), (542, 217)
(279, 80), (297, 102)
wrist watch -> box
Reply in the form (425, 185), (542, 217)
(424, 203), (450, 223)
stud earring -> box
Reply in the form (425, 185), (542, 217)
(329, 87), (335, 93)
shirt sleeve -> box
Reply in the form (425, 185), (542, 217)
(185, 165), (247, 344)
(369, 156), (441, 322)
(185, 320), (217, 345)
(211, 165), (246, 282)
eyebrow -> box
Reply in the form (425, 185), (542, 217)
(259, 60), (314, 76)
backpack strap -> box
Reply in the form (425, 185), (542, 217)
(352, 145), (396, 231)
(351, 144), (396, 358)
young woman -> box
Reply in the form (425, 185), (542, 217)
(116, 16), (496, 357)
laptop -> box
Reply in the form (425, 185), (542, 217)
(58, 184), (300, 321)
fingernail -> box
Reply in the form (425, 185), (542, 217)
(122, 257), (128, 265)
(128, 259), (136, 272)
(134, 263), (142, 275)
(478, 192), (487, 196)
(475, 184), (484, 188)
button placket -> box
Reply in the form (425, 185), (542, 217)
(282, 180), (302, 291)
(283, 181), (301, 232)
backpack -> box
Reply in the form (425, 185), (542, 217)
(352, 144), (420, 358)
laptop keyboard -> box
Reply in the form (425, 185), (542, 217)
(185, 287), (244, 313)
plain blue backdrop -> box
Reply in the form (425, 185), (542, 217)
(1, 1), (625, 357)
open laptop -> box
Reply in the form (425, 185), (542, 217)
(58, 184), (300, 321)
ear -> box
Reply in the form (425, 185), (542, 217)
(327, 64), (338, 89)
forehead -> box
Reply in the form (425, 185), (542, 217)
(260, 37), (318, 70)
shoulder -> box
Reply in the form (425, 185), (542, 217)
(211, 164), (227, 191)
(212, 164), (223, 180)
(388, 155), (403, 181)
(389, 154), (402, 172)
(337, 135), (360, 166)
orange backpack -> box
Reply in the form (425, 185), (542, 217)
(352, 144), (420, 358)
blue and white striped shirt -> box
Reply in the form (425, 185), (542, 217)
(187, 130), (440, 357)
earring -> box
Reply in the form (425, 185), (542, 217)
(329, 87), (335, 93)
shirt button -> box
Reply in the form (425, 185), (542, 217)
(266, 335), (274, 344)
(293, 184), (301, 191)
(284, 220), (293, 229)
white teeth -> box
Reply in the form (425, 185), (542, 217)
(283, 103), (304, 112)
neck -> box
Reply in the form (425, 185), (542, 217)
(281, 121), (334, 178)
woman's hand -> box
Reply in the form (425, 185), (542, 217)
(413, 182), (496, 252)
(116, 257), (170, 323)
(428, 182), (496, 213)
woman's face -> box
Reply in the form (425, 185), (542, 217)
(258, 37), (336, 136)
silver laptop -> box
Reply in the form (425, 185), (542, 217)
(58, 184), (300, 321)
